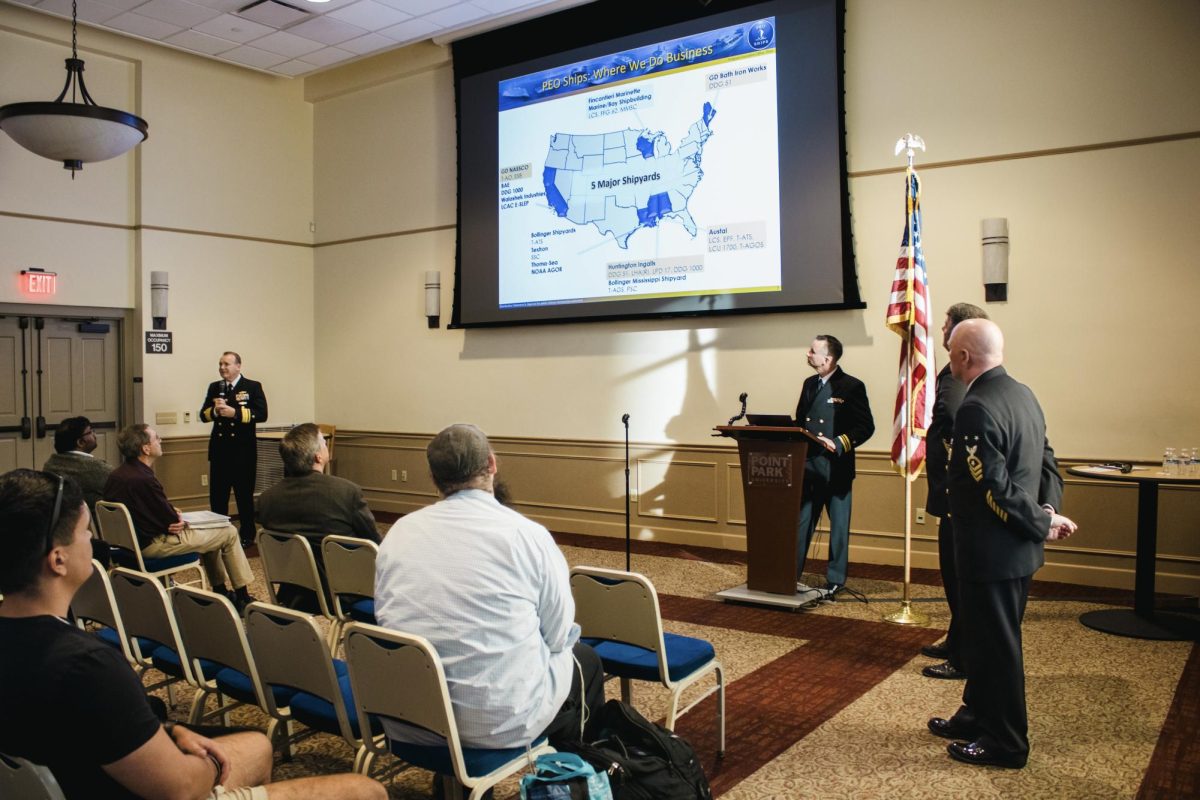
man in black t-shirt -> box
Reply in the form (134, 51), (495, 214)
(0, 469), (385, 800)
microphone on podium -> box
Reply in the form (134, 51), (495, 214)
(727, 392), (748, 425)
(621, 413), (630, 426)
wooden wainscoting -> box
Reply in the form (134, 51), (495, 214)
(158, 436), (213, 510)
(161, 430), (1200, 595)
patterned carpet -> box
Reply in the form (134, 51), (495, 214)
(150, 530), (1198, 799)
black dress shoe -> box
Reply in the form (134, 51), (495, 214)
(922, 661), (966, 680)
(927, 716), (980, 741)
(947, 740), (1026, 769)
(921, 641), (950, 659)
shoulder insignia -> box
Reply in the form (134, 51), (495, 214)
(966, 444), (983, 483)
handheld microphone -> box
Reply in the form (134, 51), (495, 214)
(621, 413), (630, 426)
(219, 380), (230, 398)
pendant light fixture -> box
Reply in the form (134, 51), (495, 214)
(0, 0), (149, 178)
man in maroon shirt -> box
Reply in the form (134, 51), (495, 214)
(104, 424), (254, 609)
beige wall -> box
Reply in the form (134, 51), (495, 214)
(310, 0), (1200, 460)
(0, 4), (315, 441)
(3, 1), (1197, 591)
(306, 0), (1199, 592)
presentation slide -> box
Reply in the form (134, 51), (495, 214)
(496, 19), (781, 310)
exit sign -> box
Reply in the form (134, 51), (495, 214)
(21, 269), (57, 295)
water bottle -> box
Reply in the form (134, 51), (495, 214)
(1163, 447), (1177, 475)
(1189, 448), (1199, 478)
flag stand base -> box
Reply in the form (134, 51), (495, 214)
(883, 601), (929, 626)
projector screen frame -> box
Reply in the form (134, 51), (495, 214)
(450, 0), (861, 329)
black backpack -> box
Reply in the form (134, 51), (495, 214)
(565, 700), (712, 800)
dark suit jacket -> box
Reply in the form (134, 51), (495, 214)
(794, 366), (875, 491)
(925, 364), (966, 517)
(257, 470), (379, 612)
(200, 376), (268, 461)
(948, 366), (1064, 582)
(257, 471), (380, 545)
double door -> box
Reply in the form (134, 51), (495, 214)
(0, 315), (122, 472)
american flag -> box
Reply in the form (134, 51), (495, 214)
(885, 168), (935, 477)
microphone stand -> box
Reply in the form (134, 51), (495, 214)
(622, 413), (631, 572)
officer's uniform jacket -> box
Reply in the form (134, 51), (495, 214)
(200, 376), (268, 461)
(947, 366), (1063, 582)
(794, 366), (875, 492)
(925, 363), (966, 518)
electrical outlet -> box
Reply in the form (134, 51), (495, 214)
(401, 470), (408, 482)
(915, 508), (926, 524)
(184, 411), (191, 423)
(201, 474), (208, 487)
(391, 469), (398, 481)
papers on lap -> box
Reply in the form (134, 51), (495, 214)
(181, 510), (232, 529)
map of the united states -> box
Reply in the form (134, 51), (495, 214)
(542, 103), (716, 248)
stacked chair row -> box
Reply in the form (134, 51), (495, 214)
(68, 560), (548, 799)
(69, 524), (726, 795)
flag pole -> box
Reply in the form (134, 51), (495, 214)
(885, 135), (930, 626)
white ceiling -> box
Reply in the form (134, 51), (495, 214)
(3, 0), (592, 78)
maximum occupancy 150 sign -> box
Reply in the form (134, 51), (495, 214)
(145, 331), (173, 354)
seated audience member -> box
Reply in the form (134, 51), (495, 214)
(44, 415), (114, 566)
(376, 423), (604, 750)
(44, 416), (112, 513)
(0, 468), (385, 800)
(257, 423), (380, 611)
(103, 424), (255, 610)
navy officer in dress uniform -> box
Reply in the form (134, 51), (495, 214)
(928, 318), (1076, 769)
(201, 351), (268, 547)
(920, 302), (989, 681)
(794, 334), (874, 600)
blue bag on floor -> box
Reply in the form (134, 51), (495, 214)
(520, 752), (613, 800)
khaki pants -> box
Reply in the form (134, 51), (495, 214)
(143, 524), (253, 590)
(210, 785), (268, 800)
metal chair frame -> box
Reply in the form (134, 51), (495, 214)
(570, 565), (725, 754)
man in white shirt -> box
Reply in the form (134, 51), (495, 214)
(375, 423), (603, 750)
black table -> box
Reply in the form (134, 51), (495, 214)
(1068, 465), (1199, 641)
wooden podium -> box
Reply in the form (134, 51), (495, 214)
(713, 424), (821, 609)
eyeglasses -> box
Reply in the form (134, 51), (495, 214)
(42, 471), (65, 555)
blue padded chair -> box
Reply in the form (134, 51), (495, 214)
(321, 535), (379, 643)
(70, 558), (134, 666)
(170, 584), (298, 745)
(257, 531), (338, 649)
(95, 501), (207, 590)
(343, 622), (553, 797)
(110, 567), (219, 707)
(569, 566), (725, 755)
(244, 602), (365, 767)
(0, 753), (67, 800)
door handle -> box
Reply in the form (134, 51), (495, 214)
(21, 417), (32, 439)
(36, 416), (46, 439)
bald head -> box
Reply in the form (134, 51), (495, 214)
(948, 318), (1004, 384)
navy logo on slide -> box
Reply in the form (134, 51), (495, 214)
(747, 20), (774, 50)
